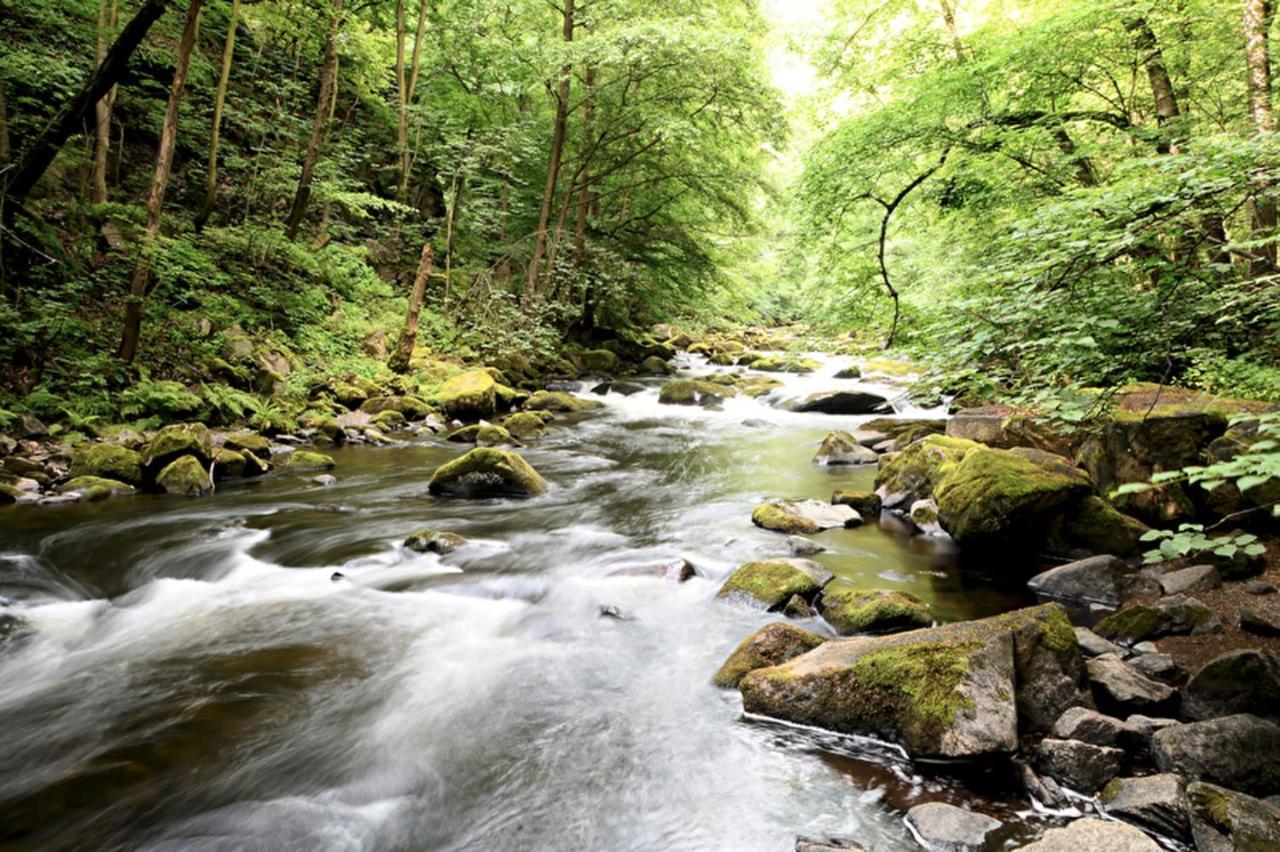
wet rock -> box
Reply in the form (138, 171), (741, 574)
(57, 475), (136, 501)
(501, 411), (551, 441)
(1086, 655), (1177, 715)
(1016, 817), (1160, 851)
(223, 431), (272, 460)
(1034, 737), (1125, 793)
(739, 604), (1087, 759)
(1093, 595), (1215, 645)
(741, 418), (772, 428)
(1152, 714), (1280, 796)
(713, 622), (826, 688)
(657, 379), (735, 407)
(818, 588), (931, 635)
(785, 536), (826, 556)
(874, 435), (980, 510)
(638, 356), (673, 376)
(831, 490), (881, 516)
(68, 444), (145, 486)
(1028, 556), (1149, 607)
(716, 559), (833, 610)
(402, 529), (467, 555)
(909, 498), (944, 535)
(143, 423), (213, 475)
(155, 456), (212, 497)
(904, 801), (1002, 851)
(751, 499), (861, 535)
(1186, 781), (1280, 852)
(1100, 774), (1189, 842)
(1240, 604), (1280, 637)
(598, 604), (631, 620)
(1183, 649), (1280, 722)
(1051, 706), (1139, 748)
(282, 451), (336, 472)
(787, 390), (890, 415)
(605, 380), (645, 396)
(609, 559), (696, 582)
(526, 390), (605, 412)
(833, 366), (862, 379)
(310, 474), (337, 487)
(436, 369), (499, 420)
(447, 423), (521, 447)
(813, 431), (878, 466)
(783, 595), (817, 619)
(1157, 564), (1220, 596)
(580, 349), (619, 374)
(428, 447), (546, 499)
(863, 417), (947, 446)
(794, 838), (866, 852)
(1073, 626), (1124, 658)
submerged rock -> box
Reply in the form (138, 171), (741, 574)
(904, 801), (1001, 851)
(609, 559), (697, 582)
(752, 499), (861, 535)
(1152, 714), (1280, 797)
(428, 447), (546, 498)
(813, 431), (878, 466)
(787, 390), (890, 415)
(403, 529), (468, 555)
(785, 536), (826, 556)
(716, 559), (832, 610)
(818, 588), (931, 635)
(713, 622), (827, 688)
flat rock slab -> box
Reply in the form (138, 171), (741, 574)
(1101, 774), (1189, 842)
(1086, 655), (1177, 715)
(753, 499), (861, 535)
(905, 801), (1002, 851)
(1016, 817), (1160, 851)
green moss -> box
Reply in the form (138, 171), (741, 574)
(751, 502), (818, 534)
(832, 490), (882, 515)
(658, 379), (738, 405)
(223, 431), (271, 459)
(434, 369), (498, 420)
(820, 588), (931, 635)
(1060, 495), (1148, 556)
(713, 622), (826, 688)
(282, 451), (337, 472)
(428, 447), (546, 498)
(734, 376), (783, 397)
(371, 409), (407, 429)
(581, 349), (620, 373)
(69, 444), (144, 485)
(1093, 604), (1162, 642)
(143, 423), (213, 472)
(850, 642), (979, 735)
(874, 434), (979, 498)
(0, 483), (22, 504)
(58, 475), (136, 500)
(213, 448), (247, 478)
(502, 411), (550, 440)
(155, 455), (212, 496)
(716, 560), (826, 609)
(525, 390), (604, 412)
(750, 356), (821, 373)
(448, 424), (518, 446)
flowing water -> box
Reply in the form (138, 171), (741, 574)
(0, 355), (1048, 851)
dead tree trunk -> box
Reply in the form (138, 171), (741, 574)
(391, 243), (433, 373)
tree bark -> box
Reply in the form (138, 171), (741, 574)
(0, 79), (10, 165)
(91, 0), (119, 204)
(1127, 17), (1183, 153)
(524, 0), (574, 304)
(939, 0), (965, 62)
(395, 0), (429, 202)
(118, 0), (203, 363)
(391, 243), (433, 373)
(284, 0), (343, 240)
(1244, 0), (1277, 271)
(194, 0), (240, 231)
(3, 0), (170, 203)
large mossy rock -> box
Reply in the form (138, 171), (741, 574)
(143, 423), (213, 476)
(525, 390), (604, 412)
(752, 499), (861, 534)
(945, 406), (1077, 456)
(818, 588), (931, 635)
(581, 349), (619, 373)
(750, 355), (821, 374)
(874, 435), (978, 509)
(223, 431), (272, 460)
(447, 424), (520, 447)
(428, 447), (546, 498)
(739, 604), (1086, 758)
(715, 559), (833, 610)
(155, 456), (212, 496)
(1053, 495), (1148, 557)
(436, 370), (498, 420)
(658, 379), (736, 406)
(57, 476), (136, 501)
(1093, 595), (1213, 645)
(282, 451), (336, 472)
(933, 447), (1092, 549)
(69, 444), (144, 486)
(1186, 782), (1280, 851)
(502, 412), (551, 440)
(712, 622), (827, 688)
(1182, 649), (1280, 722)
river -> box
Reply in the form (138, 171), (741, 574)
(0, 354), (1051, 851)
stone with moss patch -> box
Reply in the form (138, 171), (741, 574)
(69, 444), (144, 486)
(1186, 782), (1280, 850)
(1094, 595), (1213, 644)
(658, 379), (737, 406)
(331, 383), (369, 409)
(223, 431), (272, 460)
(581, 349), (620, 374)
(213, 448), (248, 478)
(433, 370), (498, 420)
(752, 499), (861, 535)
(874, 434), (978, 509)
(370, 409), (407, 430)
(447, 424), (520, 447)
(713, 622), (827, 688)
(750, 355), (822, 374)
(502, 411), (550, 440)
(525, 390), (604, 412)
(155, 456), (212, 496)
(1055, 494), (1148, 557)
(282, 451), (337, 472)
(404, 528), (468, 554)
(832, 490), (882, 516)
(57, 475), (136, 501)
(143, 423), (213, 476)
(716, 559), (833, 610)
(820, 588), (932, 635)
(814, 431), (879, 466)
(428, 447), (546, 498)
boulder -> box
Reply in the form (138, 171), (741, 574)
(785, 536), (826, 556)
(1054, 495), (1149, 557)
(580, 349), (619, 374)
(813, 431), (878, 466)
(904, 801), (1002, 851)
(657, 380), (735, 406)
(428, 448), (546, 498)
(15, 413), (48, 439)
(874, 435), (979, 510)
(1051, 706), (1139, 748)
(526, 390), (605, 412)
(1241, 604), (1280, 637)
(212, 448), (247, 478)
(56, 476), (136, 501)
(715, 559), (833, 610)
(1073, 627), (1124, 658)
(69, 444), (144, 486)
(638, 356), (673, 376)
(831, 490), (881, 517)
(945, 407), (1074, 455)
(1100, 774), (1189, 842)
(447, 424), (520, 447)
(933, 446), (1092, 550)
(1093, 595), (1215, 645)
(752, 499), (861, 535)
(863, 417), (947, 444)
(282, 451), (336, 472)
(1186, 781), (1280, 852)
(819, 588), (931, 635)
(435, 370), (498, 420)
(223, 431), (272, 460)
(1027, 556), (1157, 607)
(833, 366), (861, 379)
(712, 622), (826, 688)
(739, 604), (1087, 758)
(1129, 652), (1177, 679)
(143, 423), (213, 475)
(787, 390), (890, 415)
(1086, 656), (1177, 715)
(750, 355), (822, 373)
(1157, 564), (1220, 596)
(1182, 649), (1280, 722)
(1035, 737), (1125, 793)
(403, 529), (467, 555)
(1152, 714), (1280, 796)
(1015, 818), (1160, 851)
(155, 456), (212, 497)
(502, 412), (551, 441)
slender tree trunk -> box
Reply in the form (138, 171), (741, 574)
(0, 80), (10, 165)
(524, 0), (574, 304)
(574, 66), (595, 269)
(4, 0), (170, 203)
(91, 0), (118, 204)
(1245, 0), (1277, 271)
(1128, 17), (1183, 153)
(443, 172), (463, 307)
(939, 0), (965, 62)
(391, 243), (433, 373)
(194, 0), (240, 232)
(118, 0), (203, 363)
(284, 0), (343, 240)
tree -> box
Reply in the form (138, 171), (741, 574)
(118, 0), (204, 363)
(284, 0), (343, 240)
(194, 0), (241, 231)
(91, 0), (119, 205)
(390, 242), (434, 373)
(1244, 0), (1276, 270)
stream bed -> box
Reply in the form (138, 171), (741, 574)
(0, 355), (1062, 851)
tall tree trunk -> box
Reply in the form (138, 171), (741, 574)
(194, 0), (240, 232)
(0, 80), (10, 165)
(443, 172), (463, 307)
(574, 66), (595, 269)
(394, 0), (429, 202)
(284, 0), (343, 240)
(3, 0), (170, 203)
(118, 0), (203, 363)
(91, 0), (119, 204)
(939, 0), (965, 62)
(524, 0), (574, 304)
(1245, 0), (1277, 271)
(1127, 17), (1183, 153)
(390, 243), (433, 373)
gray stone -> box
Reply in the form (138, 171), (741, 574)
(1028, 555), (1129, 607)
(1034, 738), (1125, 793)
(1151, 714), (1280, 797)
(1187, 781), (1280, 852)
(1100, 774), (1189, 842)
(1244, 580), (1277, 595)
(1183, 649), (1280, 722)
(1074, 627), (1124, 658)
(1086, 655), (1177, 715)
(795, 840), (866, 852)
(904, 801), (1002, 851)
(786, 536), (826, 556)
(1157, 564), (1220, 596)
(752, 499), (862, 534)
(1240, 604), (1280, 637)
(1128, 652), (1177, 679)
(1015, 817), (1160, 851)
(813, 431), (879, 465)
(1051, 706), (1138, 748)
(788, 390), (890, 415)
(1093, 594), (1215, 645)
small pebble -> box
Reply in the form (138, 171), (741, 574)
(311, 474), (337, 487)
(330, 572), (346, 582)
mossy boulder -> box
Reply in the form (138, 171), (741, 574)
(813, 431), (878, 465)
(361, 395), (436, 420)
(1054, 495), (1148, 557)
(428, 447), (546, 498)
(525, 390), (604, 412)
(282, 451), (337, 472)
(945, 406), (1076, 456)
(819, 588), (932, 635)
(933, 446), (1092, 549)
(297, 411), (347, 446)
(658, 379), (736, 406)
(734, 376), (783, 398)
(750, 355), (821, 373)
(403, 528), (468, 554)
(1186, 781), (1280, 850)
(143, 423), (213, 476)
(223, 431), (271, 460)
(581, 349), (620, 373)
(502, 411), (550, 440)
(57, 476), (136, 501)
(832, 490), (882, 516)
(1183, 649), (1280, 722)
(874, 434), (979, 508)
(370, 409), (407, 430)
(739, 603), (1086, 759)
(639, 355), (673, 376)
(212, 448), (247, 478)
(447, 424), (520, 447)
(331, 382), (369, 409)
(1094, 595), (1214, 645)
(69, 444), (144, 486)
(715, 559), (834, 610)
(713, 622), (827, 688)
(155, 456), (212, 496)
(752, 499), (861, 535)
